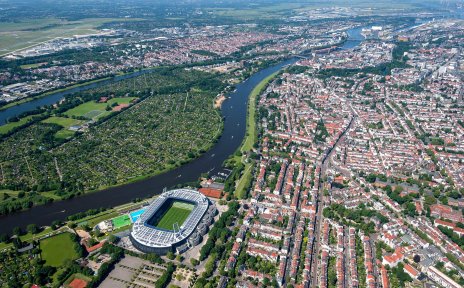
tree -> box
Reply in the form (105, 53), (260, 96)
(166, 251), (175, 260)
(190, 258), (199, 266)
(424, 195), (436, 206)
(34, 265), (56, 285)
(155, 263), (175, 288)
(394, 262), (412, 284)
(108, 234), (118, 244)
(405, 203), (416, 217)
(0, 233), (10, 243)
(263, 277), (270, 286)
(12, 237), (23, 249)
(27, 224), (40, 234)
(51, 220), (61, 230)
(12, 226), (22, 236)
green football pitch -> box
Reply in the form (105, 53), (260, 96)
(112, 214), (131, 228)
(39, 233), (79, 267)
(155, 201), (194, 231)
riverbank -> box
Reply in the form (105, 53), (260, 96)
(0, 91), (224, 218)
(214, 94), (227, 109)
(234, 70), (282, 199)
(0, 76), (112, 113)
(0, 57), (297, 235)
(0, 196), (152, 251)
(241, 71), (279, 153)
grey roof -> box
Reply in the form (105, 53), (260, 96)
(419, 257), (434, 268)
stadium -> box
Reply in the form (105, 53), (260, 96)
(130, 188), (217, 254)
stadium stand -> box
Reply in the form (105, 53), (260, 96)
(130, 188), (212, 254)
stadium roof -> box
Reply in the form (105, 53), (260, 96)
(131, 188), (209, 249)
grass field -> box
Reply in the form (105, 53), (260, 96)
(0, 189), (20, 201)
(42, 116), (85, 139)
(241, 72), (278, 153)
(0, 18), (144, 56)
(39, 232), (79, 267)
(210, 1), (422, 20)
(233, 72), (278, 198)
(77, 211), (118, 228)
(43, 116), (84, 127)
(0, 224), (54, 251)
(64, 97), (136, 120)
(0, 115), (36, 135)
(20, 62), (48, 69)
(112, 214), (132, 229)
(235, 162), (254, 199)
(55, 130), (76, 139)
(155, 201), (194, 231)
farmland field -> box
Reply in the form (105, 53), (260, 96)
(154, 201), (194, 231)
(39, 232), (79, 267)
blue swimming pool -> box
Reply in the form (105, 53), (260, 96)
(129, 209), (146, 222)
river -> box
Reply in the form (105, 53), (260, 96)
(340, 26), (364, 50)
(0, 70), (168, 125)
(0, 26), (367, 234)
(0, 58), (298, 234)
(0, 26), (366, 125)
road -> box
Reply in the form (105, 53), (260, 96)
(310, 116), (356, 287)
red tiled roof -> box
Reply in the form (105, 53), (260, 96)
(112, 103), (129, 112)
(404, 263), (419, 277)
(85, 241), (104, 253)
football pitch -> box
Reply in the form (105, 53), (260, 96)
(63, 97), (136, 120)
(39, 233), (79, 267)
(155, 201), (194, 231)
(112, 214), (131, 229)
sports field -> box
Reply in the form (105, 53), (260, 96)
(155, 201), (194, 231)
(112, 214), (132, 229)
(64, 97), (136, 120)
(42, 116), (85, 139)
(63, 273), (92, 288)
(43, 116), (84, 127)
(39, 232), (79, 267)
